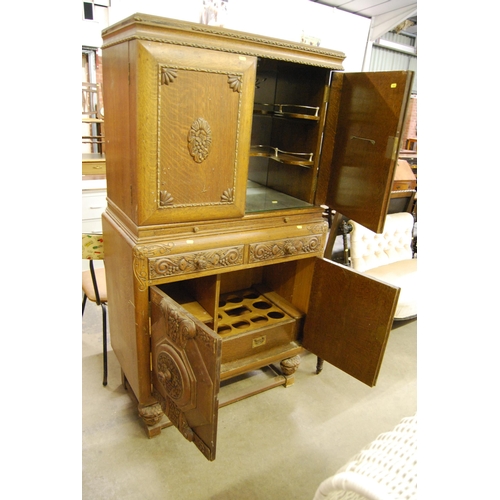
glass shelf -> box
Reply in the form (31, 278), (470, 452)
(245, 181), (313, 213)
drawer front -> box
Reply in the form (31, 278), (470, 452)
(220, 319), (296, 364)
(82, 160), (106, 175)
(392, 180), (416, 191)
(248, 234), (323, 263)
(82, 193), (107, 220)
(149, 245), (245, 280)
(82, 219), (102, 233)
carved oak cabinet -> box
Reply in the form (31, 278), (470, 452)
(101, 13), (413, 460)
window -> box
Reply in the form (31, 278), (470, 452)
(83, 2), (93, 20)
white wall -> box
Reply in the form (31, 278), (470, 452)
(108, 0), (204, 25)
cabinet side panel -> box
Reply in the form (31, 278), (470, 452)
(102, 42), (133, 221)
(103, 214), (153, 404)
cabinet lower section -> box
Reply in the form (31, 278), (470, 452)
(103, 208), (398, 461)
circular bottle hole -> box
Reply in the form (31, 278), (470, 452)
(227, 295), (243, 303)
(253, 300), (272, 310)
(232, 320), (250, 329)
(243, 291), (259, 299)
(268, 311), (285, 319)
(251, 315), (268, 324)
(219, 300), (226, 307)
(217, 324), (232, 334)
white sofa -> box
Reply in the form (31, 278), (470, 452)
(348, 212), (417, 320)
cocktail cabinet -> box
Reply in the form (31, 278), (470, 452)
(101, 14), (413, 460)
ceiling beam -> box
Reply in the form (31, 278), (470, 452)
(369, 3), (417, 40)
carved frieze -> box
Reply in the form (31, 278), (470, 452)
(249, 235), (322, 263)
(134, 242), (175, 290)
(149, 246), (244, 279)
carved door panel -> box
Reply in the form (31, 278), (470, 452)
(323, 71), (413, 233)
(150, 286), (222, 461)
(302, 258), (400, 387)
(133, 41), (257, 225)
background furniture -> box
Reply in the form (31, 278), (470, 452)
(348, 212), (417, 320)
(101, 14), (413, 460)
(313, 415), (417, 500)
(82, 233), (108, 386)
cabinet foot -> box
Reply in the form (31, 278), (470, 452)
(280, 355), (301, 387)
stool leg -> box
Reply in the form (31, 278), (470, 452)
(316, 357), (324, 374)
(102, 304), (108, 386)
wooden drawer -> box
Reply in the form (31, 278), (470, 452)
(82, 192), (107, 220)
(82, 157), (106, 175)
(392, 180), (416, 192)
(82, 219), (102, 234)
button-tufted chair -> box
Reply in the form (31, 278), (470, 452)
(348, 212), (416, 320)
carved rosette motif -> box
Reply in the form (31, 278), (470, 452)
(249, 235), (322, 263)
(188, 117), (212, 163)
(149, 246), (243, 279)
(133, 243), (175, 291)
(157, 351), (183, 399)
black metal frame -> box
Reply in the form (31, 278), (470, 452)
(82, 259), (108, 386)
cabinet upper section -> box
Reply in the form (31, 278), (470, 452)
(102, 14), (412, 233)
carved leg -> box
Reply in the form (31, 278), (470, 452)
(316, 357), (324, 374)
(138, 403), (164, 426)
(280, 355), (301, 387)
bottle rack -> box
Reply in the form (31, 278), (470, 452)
(254, 103), (320, 121)
(249, 145), (314, 167)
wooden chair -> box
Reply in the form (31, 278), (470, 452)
(82, 233), (108, 386)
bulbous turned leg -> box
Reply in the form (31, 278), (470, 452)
(138, 402), (164, 427)
(280, 355), (301, 387)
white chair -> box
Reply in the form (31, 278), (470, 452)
(348, 212), (417, 320)
(313, 415), (417, 500)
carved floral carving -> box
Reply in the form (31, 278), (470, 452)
(249, 235), (322, 263)
(150, 246), (243, 279)
(157, 351), (183, 399)
(133, 243), (175, 291)
(188, 118), (212, 163)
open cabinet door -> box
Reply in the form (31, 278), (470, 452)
(150, 287), (222, 461)
(302, 258), (400, 387)
(323, 71), (413, 233)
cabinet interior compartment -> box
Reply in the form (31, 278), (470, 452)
(154, 259), (315, 376)
(246, 59), (331, 213)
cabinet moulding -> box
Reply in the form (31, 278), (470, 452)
(102, 35), (344, 70)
